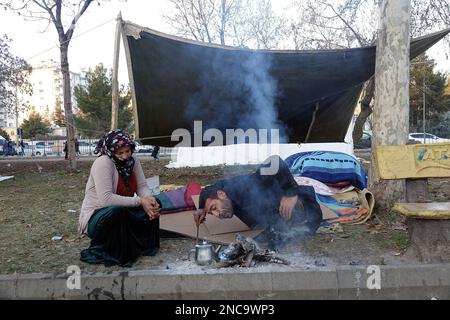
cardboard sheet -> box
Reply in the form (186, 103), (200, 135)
(204, 215), (251, 235)
(160, 210), (263, 245)
(159, 195), (264, 245)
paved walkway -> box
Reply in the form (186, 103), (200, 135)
(1, 263), (449, 299)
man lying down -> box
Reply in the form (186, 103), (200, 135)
(193, 155), (322, 250)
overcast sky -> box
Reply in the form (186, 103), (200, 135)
(0, 0), (174, 84)
(0, 0), (448, 85)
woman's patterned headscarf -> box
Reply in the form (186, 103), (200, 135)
(95, 129), (136, 186)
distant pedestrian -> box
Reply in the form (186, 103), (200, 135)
(75, 138), (80, 158)
(63, 141), (68, 159)
(64, 139), (81, 159)
(151, 145), (160, 160)
(19, 140), (25, 156)
(16, 143), (23, 156)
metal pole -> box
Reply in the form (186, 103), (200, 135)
(423, 79), (426, 143)
(15, 87), (19, 147)
(111, 12), (122, 130)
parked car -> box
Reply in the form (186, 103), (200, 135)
(30, 142), (55, 156)
(354, 131), (372, 149)
(0, 140), (17, 156)
(408, 133), (450, 144)
(77, 141), (96, 155)
(0, 138), (4, 155)
(35, 145), (54, 156)
(135, 141), (153, 153)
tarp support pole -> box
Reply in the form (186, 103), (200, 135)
(111, 12), (122, 130)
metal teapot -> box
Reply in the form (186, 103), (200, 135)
(189, 241), (214, 265)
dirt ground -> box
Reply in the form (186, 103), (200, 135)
(0, 155), (448, 275)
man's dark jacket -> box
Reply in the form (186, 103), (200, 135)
(199, 156), (322, 232)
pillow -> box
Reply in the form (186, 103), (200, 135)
(184, 182), (202, 207)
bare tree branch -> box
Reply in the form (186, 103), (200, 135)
(289, 0), (449, 145)
(0, 0), (98, 172)
(0, 35), (32, 116)
(164, 0), (287, 49)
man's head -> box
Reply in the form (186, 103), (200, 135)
(204, 190), (234, 219)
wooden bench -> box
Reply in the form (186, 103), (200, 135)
(374, 142), (450, 263)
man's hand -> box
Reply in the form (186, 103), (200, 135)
(141, 196), (161, 220)
(279, 195), (298, 221)
(193, 209), (206, 226)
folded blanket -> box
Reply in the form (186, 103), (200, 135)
(317, 189), (375, 226)
(286, 151), (368, 190)
(294, 176), (354, 196)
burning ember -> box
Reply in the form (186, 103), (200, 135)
(216, 234), (290, 268)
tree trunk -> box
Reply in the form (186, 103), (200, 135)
(111, 12), (122, 130)
(370, 0), (411, 209)
(352, 78), (374, 144)
(404, 219), (450, 263)
(60, 43), (77, 172)
(220, 0), (226, 45)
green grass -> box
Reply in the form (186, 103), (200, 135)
(394, 235), (410, 249)
(0, 158), (417, 274)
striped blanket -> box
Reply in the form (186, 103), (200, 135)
(286, 151), (368, 190)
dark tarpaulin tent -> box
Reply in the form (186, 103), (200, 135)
(121, 21), (449, 147)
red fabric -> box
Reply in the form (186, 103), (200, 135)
(325, 180), (352, 188)
(117, 173), (137, 197)
(184, 182), (202, 207)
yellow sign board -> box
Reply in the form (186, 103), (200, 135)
(374, 142), (450, 179)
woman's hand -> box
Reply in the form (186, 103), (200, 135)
(279, 195), (298, 221)
(141, 196), (161, 220)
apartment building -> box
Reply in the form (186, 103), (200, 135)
(0, 107), (7, 128)
(0, 59), (86, 135)
(18, 59), (86, 124)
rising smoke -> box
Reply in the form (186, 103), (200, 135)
(185, 49), (288, 144)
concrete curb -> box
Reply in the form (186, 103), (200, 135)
(1, 264), (449, 300)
